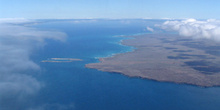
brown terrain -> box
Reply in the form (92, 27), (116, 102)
(86, 34), (220, 87)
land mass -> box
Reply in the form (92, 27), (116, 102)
(42, 58), (82, 62)
(86, 34), (220, 87)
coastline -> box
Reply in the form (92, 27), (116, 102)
(93, 34), (136, 61)
(86, 34), (220, 87)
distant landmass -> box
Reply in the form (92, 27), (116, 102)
(86, 34), (220, 87)
(42, 58), (83, 62)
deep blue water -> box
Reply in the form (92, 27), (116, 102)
(31, 20), (220, 110)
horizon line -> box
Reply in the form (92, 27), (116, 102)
(0, 17), (212, 20)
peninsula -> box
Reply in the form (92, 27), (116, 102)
(86, 34), (220, 87)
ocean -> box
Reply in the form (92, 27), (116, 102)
(30, 19), (220, 110)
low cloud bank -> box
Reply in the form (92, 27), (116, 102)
(0, 18), (67, 110)
(0, 18), (34, 24)
(159, 18), (220, 40)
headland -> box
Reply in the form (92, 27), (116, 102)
(86, 34), (220, 87)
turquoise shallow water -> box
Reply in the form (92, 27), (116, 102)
(31, 19), (220, 110)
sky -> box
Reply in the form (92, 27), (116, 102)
(0, 0), (220, 19)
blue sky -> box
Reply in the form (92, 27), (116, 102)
(0, 0), (220, 19)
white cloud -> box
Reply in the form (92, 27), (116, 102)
(0, 19), (67, 110)
(0, 18), (34, 24)
(159, 18), (220, 41)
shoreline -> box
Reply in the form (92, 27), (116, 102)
(86, 34), (220, 87)
(93, 34), (137, 61)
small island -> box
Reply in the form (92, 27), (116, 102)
(42, 58), (83, 62)
(86, 34), (220, 87)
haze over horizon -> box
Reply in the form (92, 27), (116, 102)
(1, 0), (220, 19)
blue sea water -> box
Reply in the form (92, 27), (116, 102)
(31, 19), (220, 110)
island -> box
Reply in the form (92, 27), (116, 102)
(86, 34), (220, 87)
(42, 58), (83, 62)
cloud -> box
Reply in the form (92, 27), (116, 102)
(159, 18), (220, 41)
(0, 73), (42, 110)
(0, 18), (34, 24)
(0, 24), (66, 42)
(0, 19), (67, 110)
